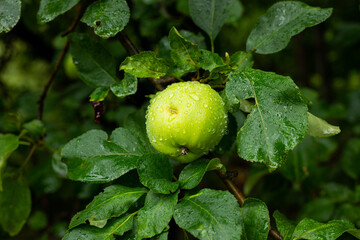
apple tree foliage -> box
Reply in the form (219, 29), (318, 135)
(1, 0), (360, 239)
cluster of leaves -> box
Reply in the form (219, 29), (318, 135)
(1, 0), (360, 239)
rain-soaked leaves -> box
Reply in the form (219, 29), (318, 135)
(61, 128), (146, 183)
(69, 33), (118, 87)
(169, 27), (224, 77)
(120, 51), (169, 79)
(240, 198), (270, 240)
(273, 210), (295, 240)
(81, 0), (130, 38)
(189, 0), (235, 42)
(110, 73), (138, 98)
(64, 212), (137, 240)
(178, 158), (223, 189)
(246, 1), (332, 54)
(226, 68), (308, 169)
(137, 190), (179, 239)
(37, 0), (80, 23)
(69, 185), (146, 229)
(292, 219), (360, 240)
(174, 188), (241, 240)
(0, 0), (21, 33)
(137, 154), (179, 194)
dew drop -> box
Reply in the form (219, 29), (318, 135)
(189, 93), (199, 101)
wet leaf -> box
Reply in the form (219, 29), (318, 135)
(110, 73), (138, 98)
(69, 185), (146, 229)
(0, 0), (21, 33)
(120, 51), (169, 79)
(89, 87), (109, 102)
(137, 190), (178, 239)
(69, 33), (118, 87)
(226, 68), (308, 169)
(37, 0), (80, 23)
(292, 219), (360, 240)
(61, 128), (146, 183)
(64, 212), (137, 240)
(81, 0), (130, 38)
(240, 198), (270, 240)
(273, 210), (295, 240)
(178, 158), (222, 189)
(137, 154), (179, 194)
(247, 1), (332, 54)
(169, 27), (224, 77)
(174, 188), (241, 240)
(189, 0), (235, 41)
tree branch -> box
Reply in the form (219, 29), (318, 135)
(37, 4), (85, 120)
(217, 170), (283, 240)
(37, 39), (70, 120)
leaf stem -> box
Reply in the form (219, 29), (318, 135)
(37, 3), (85, 120)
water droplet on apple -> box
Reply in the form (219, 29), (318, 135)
(189, 93), (199, 101)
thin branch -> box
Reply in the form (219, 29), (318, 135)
(61, 2), (86, 37)
(216, 170), (283, 240)
(37, 4), (85, 120)
(37, 39), (70, 120)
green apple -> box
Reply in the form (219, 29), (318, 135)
(146, 81), (228, 163)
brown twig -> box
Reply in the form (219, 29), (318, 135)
(61, 2), (86, 37)
(37, 4), (85, 120)
(37, 39), (70, 120)
(217, 170), (283, 240)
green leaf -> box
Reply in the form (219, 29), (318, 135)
(0, 176), (31, 236)
(0, 0), (21, 33)
(273, 210), (295, 240)
(0, 134), (19, 191)
(226, 68), (308, 169)
(37, 0), (80, 23)
(169, 27), (224, 77)
(23, 119), (46, 139)
(229, 51), (253, 72)
(120, 51), (169, 79)
(342, 138), (360, 180)
(81, 0), (130, 38)
(64, 212), (137, 240)
(307, 112), (340, 137)
(174, 188), (241, 240)
(89, 87), (110, 102)
(137, 154), (179, 194)
(292, 219), (360, 240)
(240, 198), (269, 240)
(61, 128), (145, 183)
(69, 33), (117, 87)
(69, 185), (146, 229)
(178, 158), (222, 190)
(137, 190), (179, 239)
(189, 0), (235, 41)
(246, 1), (332, 54)
(110, 73), (138, 98)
